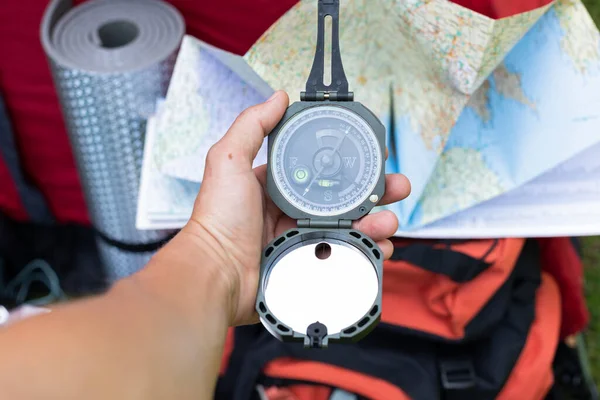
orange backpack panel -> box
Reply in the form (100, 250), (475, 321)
(498, 272), (561, 400)
(219, 328), (235, 376)
(261, 384), (332, 400)
(383, 238), (525, 339)
(262, 359), (411, 400)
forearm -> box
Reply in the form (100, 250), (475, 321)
(0, 232), (232, 400)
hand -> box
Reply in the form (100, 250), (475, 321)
(182, 91), (411, 326)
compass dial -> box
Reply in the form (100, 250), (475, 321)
(271, 105), (382, 217)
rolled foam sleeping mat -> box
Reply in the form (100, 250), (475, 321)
(41, 0), (185, 280)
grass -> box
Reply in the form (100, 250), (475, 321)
(581, 236), (600, 383)
(578, 0), (600, 384)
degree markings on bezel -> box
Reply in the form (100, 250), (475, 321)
(271, 105), (381, 217)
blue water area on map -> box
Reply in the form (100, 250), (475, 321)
(393, 112), (440, 226)
(400, 8), (600, 230)
(384, 111), (399, 175)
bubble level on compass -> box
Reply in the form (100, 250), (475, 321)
(271, 105), (382, 217)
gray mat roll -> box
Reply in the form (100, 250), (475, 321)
(41, 0), (185, 280)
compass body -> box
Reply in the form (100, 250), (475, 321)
(267, 101), (385, 221)
(257, 101), (386, 348)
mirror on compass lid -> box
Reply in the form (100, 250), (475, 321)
(263, 238), (379, 338)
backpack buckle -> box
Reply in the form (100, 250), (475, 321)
(440, 359), (476, 390)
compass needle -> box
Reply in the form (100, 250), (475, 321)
(257, 0), (387, 348)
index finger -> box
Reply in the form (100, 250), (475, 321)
(215, 91), (289, 168)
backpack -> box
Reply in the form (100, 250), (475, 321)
(382, 238), (525, 341)
(216, 239), (561, 400)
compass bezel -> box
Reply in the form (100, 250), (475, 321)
(267, 100), (386, 222)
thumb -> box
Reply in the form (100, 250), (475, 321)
(207, 91), (289, 174)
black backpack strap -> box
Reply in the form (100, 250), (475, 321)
(216, 324), (269, 399)
(438, 354), (477, 400)
(0, 92), (54, 223)
(389, 240), (498, 283)
(217, 324), (441, 400)
(437, 239), (542, 400)
(459, 239), (540, 339)
(379, 240), (538, 342)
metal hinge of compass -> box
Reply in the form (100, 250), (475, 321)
(301, 91), (353, 102)
(297, 219), (353, 229)
(300, 0), (354, 103)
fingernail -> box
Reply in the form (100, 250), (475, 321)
(266, 91), (280, 102)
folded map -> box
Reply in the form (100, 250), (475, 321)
(137, 0), (600, 238)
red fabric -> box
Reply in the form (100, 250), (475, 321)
(263, 359), (411, 400)
(493, 0), (555, 19)
(451, 0), (554, 18)
(537, 237), (590, 339)
(0, 153), (28, 221)
(383, 238), (524, 340)
(264, 385), (332, 400)
(498, 272), (561, 400)
(0, 1), (88, 223)
(158, 0), (298, 56)
(450, 0), (495, 18)
(219, 328), (235, 376)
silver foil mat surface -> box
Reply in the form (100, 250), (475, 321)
(41, 0), (185, 280)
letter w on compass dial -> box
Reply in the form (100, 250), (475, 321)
(272, 106), (382, 217)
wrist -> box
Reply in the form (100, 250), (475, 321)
(130, 227), (238, 330)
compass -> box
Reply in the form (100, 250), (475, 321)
(256, 0), (386, 348)
(272, 106), (382, 217)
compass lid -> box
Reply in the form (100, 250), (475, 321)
(256, 228), (383, 348)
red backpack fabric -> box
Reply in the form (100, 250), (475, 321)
(382, 238), (524, 340)
(538, 237), (589, 339)
(0, 153), (26, 222)
(451, 0), (554, 18)
(498, 273), (561, 399)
